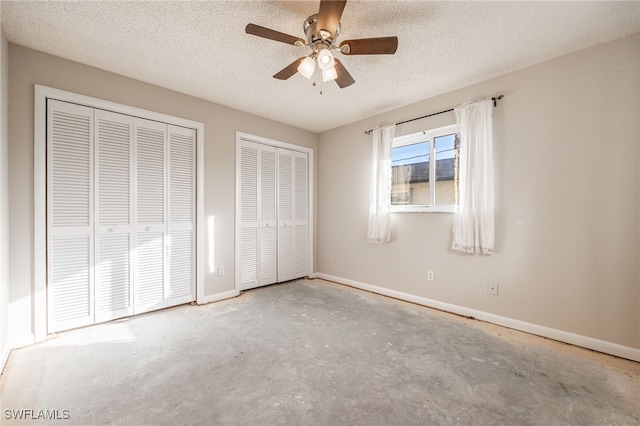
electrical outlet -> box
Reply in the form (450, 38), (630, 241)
(487, 283), (499, 295)
(427, 270), (435, 282)
(218, 266), (224, 277)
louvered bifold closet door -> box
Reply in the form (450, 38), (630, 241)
(47, 100), (95, 333)
(259, 145), (277, 286)
(134, 118), (167, 313)
(94, 110), (134, 322)
(238, 141), (260, 290)
(277, 149), (295, 282)
(292, 151), (309, 279)
(167, 125), (196, 304)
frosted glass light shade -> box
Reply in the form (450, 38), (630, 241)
(322, 66), (337, 82)
(297, 57), (315, 79)
(317, 49), (335, 71)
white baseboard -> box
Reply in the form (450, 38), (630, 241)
(315, 273), (640, 363)
(1, 333), (35, 374)
(0, 344), (10, 376)
(9, 334), (35, 350)
(197, 289), (240, 305)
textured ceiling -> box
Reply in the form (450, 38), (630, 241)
(2, 1), (639, 133)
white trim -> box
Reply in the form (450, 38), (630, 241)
(0, 345), (10, 376)
(33, 86), (47, 342)
(8, 333), (35, 351)
(235, 132), (314, 294)
(393, 124), (458, 148)
(34, 84), (205, 341)
(391, 123), (458, 214)
(391, 204), (455, 213)
(236, 132), (313, 153)
(197, 289), (240, 305)
(195, 114), (205, 305)
(315, 273), (640, 363)
(36, 85), (203, 129)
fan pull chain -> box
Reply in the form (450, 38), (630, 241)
(312, 80), (323, 95)
(312, 80), (322, 95)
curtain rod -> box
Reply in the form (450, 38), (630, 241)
(364, 95), (504, 135)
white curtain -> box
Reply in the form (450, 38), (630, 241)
(452, 99), (495, 254)
(367, 125), (396, 244)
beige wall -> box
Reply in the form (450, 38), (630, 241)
(317, 34), (640, 350)
(4, 32), (639, 357)
(0, 24), (10, 365)
(8, 45), (318, 344)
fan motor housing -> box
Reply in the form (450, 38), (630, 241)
(303, 14), (340, 45)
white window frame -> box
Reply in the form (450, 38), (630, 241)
(390, 124), (458, 213)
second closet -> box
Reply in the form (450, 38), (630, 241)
(237, 137), (310, 290)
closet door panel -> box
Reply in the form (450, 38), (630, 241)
(238, 142), (259, 290)
(167, 125), (195, 302)
(49, 235), (93, 333)
(135, 231), (165, 310)
(96, 233), (131, 320)
(134, 118), (167, 313)
(168, 229), (193, 299)
(259, 146), (277, 285)
(94, 109), (134, 322)
(277, 149), (294, 282)
(135, 120), (166, 224)
(293, 152), (309, 279)
(47, 100), (95, 332)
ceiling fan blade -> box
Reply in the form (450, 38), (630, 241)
(333, 59), (355, 88)
(317, 0), (347, 39)
(246, 23), (305, 46)
(273, 57), (306, 80)
(340, 36), (398, 55)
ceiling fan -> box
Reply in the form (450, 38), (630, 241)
(245, 0), (398, 89)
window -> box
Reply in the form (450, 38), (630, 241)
(390, 124), (459, 212)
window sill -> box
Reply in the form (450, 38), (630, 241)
(391, 205), (456, 214)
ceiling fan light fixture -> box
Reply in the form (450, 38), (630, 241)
(298, 56), (315, 79)
(322, 66), (337, 83)
(246, 1), (399, 89)
(317, 48), (335, 71)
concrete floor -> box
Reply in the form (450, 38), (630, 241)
(1, 279), (638, 425)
